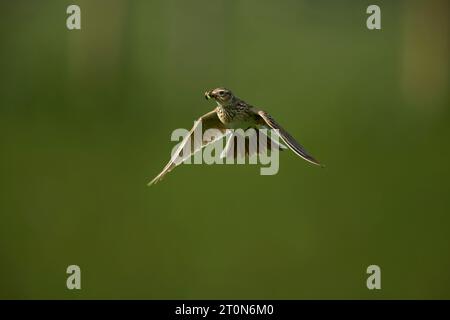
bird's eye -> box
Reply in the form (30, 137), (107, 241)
(219, 91), (225, 96)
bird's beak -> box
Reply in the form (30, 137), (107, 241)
(205, 91), (214, 100)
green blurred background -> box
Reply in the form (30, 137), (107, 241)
(0, 0), (449, 299)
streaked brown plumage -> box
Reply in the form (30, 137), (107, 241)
(148, 88), (322, 185)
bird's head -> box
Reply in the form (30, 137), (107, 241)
(204, 87), (234, 105)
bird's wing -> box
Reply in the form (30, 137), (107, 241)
(254, 109), (322, 166)
(148, 110), (227, 185)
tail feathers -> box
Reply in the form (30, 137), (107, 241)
(220, 130), (286, 160)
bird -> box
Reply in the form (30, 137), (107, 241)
(148, 87), (322, 185)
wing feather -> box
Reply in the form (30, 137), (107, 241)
(256, 110), (322, 166)
(148, 110), (226, 185)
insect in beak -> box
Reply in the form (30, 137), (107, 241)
(205, 91), (214, 100)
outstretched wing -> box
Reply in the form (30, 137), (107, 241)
(255, 109), (322, 166)
(148, 110), (227, 185)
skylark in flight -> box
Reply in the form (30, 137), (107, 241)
(149, 88), (322, 185)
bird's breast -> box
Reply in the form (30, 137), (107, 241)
(216, 106), (234, 125)
(216, 105), (253, 129)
